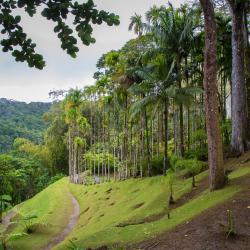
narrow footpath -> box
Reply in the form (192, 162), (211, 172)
(44, 192), (80, 250)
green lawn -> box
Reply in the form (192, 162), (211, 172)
(54, 167), (250, 250)
(6, 178), (74, 250)
(4, 166), (250, 250)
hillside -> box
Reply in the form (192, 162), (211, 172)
(1, 153), (250, 250)
(0, 98), (51, 152)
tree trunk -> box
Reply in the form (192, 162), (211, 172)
(144, 107), (151, 176)
(140, 118), (143, 178)
(243, 4), (250, 143)
(200, 0), (225, 191)
(163, 98), (169, 174)
(227, 0), (248, 155)
(176, 57), (185, 157)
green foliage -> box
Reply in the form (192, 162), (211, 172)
(192, 129), (207, 142)
(12, 213), (48, 234)
(44, 103), (68, 175)
(0, 195), (12, 222)
(0, 232), (27, 250)
(175, 159), (205, 187)
(0, 99), (51, 153)
(225, 210), (236, 238)
(169, 154), (181, 170)
(67, 240), (85, 250)
(1, 0), (119, 69)
(220, 119), (232, 145)
(0, 140), (52, 204)
(48, 174), (66, 185)
(185, 147), (208, 161)
(166, 169), (175, 204)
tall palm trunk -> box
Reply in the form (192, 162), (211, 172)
(176, 58), (185, 157)
(157, 111), (160, 157)
(140, 117), (143, 178)
(200, 0), (225, 191)
(124, 94), (129, 178)
(163, 98), (169, 174)
(227, 0), (248, 155)
(144, 107), (151, 176)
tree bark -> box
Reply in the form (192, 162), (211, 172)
(227, 0), (248, 155)
(163, 98), (169, 174)
(243, 3), (250, 143)
(177, 58), (185, 157)
(200, 0), (225, 191)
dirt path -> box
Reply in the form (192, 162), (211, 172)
(44, 192), (80, 250)
(127, 175), (250, 250)
(2, 210), (16, 227)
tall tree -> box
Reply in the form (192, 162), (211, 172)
(226, 0), (248, 155)
(128, 14), (144, 37)
(199, 0), (225, 190)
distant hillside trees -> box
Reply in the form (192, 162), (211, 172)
(0, 98), (51, 152)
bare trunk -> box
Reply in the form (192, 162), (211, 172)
(163, 99), (169, 174)
(227, 0), (248, 155)
(144, 107), (151, 176)
(243, 5), (250, 142)
(177, 58), (185, 157)
(200, 0), (225, 191)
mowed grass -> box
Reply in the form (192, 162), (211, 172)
(6, 165), (250, 250)
(7, 178), (73, 250)
(54, 167), (250, 250)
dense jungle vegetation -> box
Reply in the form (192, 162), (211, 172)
(0, 98), (51, 152)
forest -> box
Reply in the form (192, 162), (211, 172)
(0, 98), (51, 152)
(0, 0), (250, 250)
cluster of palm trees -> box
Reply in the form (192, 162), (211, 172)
(62, 1), (250, 190)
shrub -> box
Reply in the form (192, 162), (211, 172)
(166, 169), (175, 204)
(13, 213), (47, 234)
(226, 210), (236, 238)
(175, 159), (204, 187)
(185, 147), (208, 161)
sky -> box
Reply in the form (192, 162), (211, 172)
(0, 0), (184, 103)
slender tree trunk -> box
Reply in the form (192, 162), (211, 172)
(200, 0), (225, 191)
(163, 98), (169, 174)
(124, 94), (128, 178)
(157, 111), (160, 157)
(185, 56), (191, 151)
(144, 107), (151, 176)
(227, 0), (248, 154)
(177, 58), (185, 157)
(140, 118), (143, 178)
(151, 119), (154, 158)
(173, 105), (178, 155)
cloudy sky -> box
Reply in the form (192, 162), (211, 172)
(0, 0), (184, 103)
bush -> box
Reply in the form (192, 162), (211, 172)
(185, 147), (208, 161)
(174, 159), (205, 187)
(169, 154), (181, 170)
(48, 173), (66, 185)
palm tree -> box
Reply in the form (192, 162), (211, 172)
(145, 3), (197, 157)
(129, 14), (144, 37)
(63, 89), (83, 183)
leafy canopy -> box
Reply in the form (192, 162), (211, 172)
(0, 0), (120, 69)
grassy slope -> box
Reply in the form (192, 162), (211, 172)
(5, 164), (250, 250)
(54, 167), (250, 250)
(7, 178), (73, 250)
